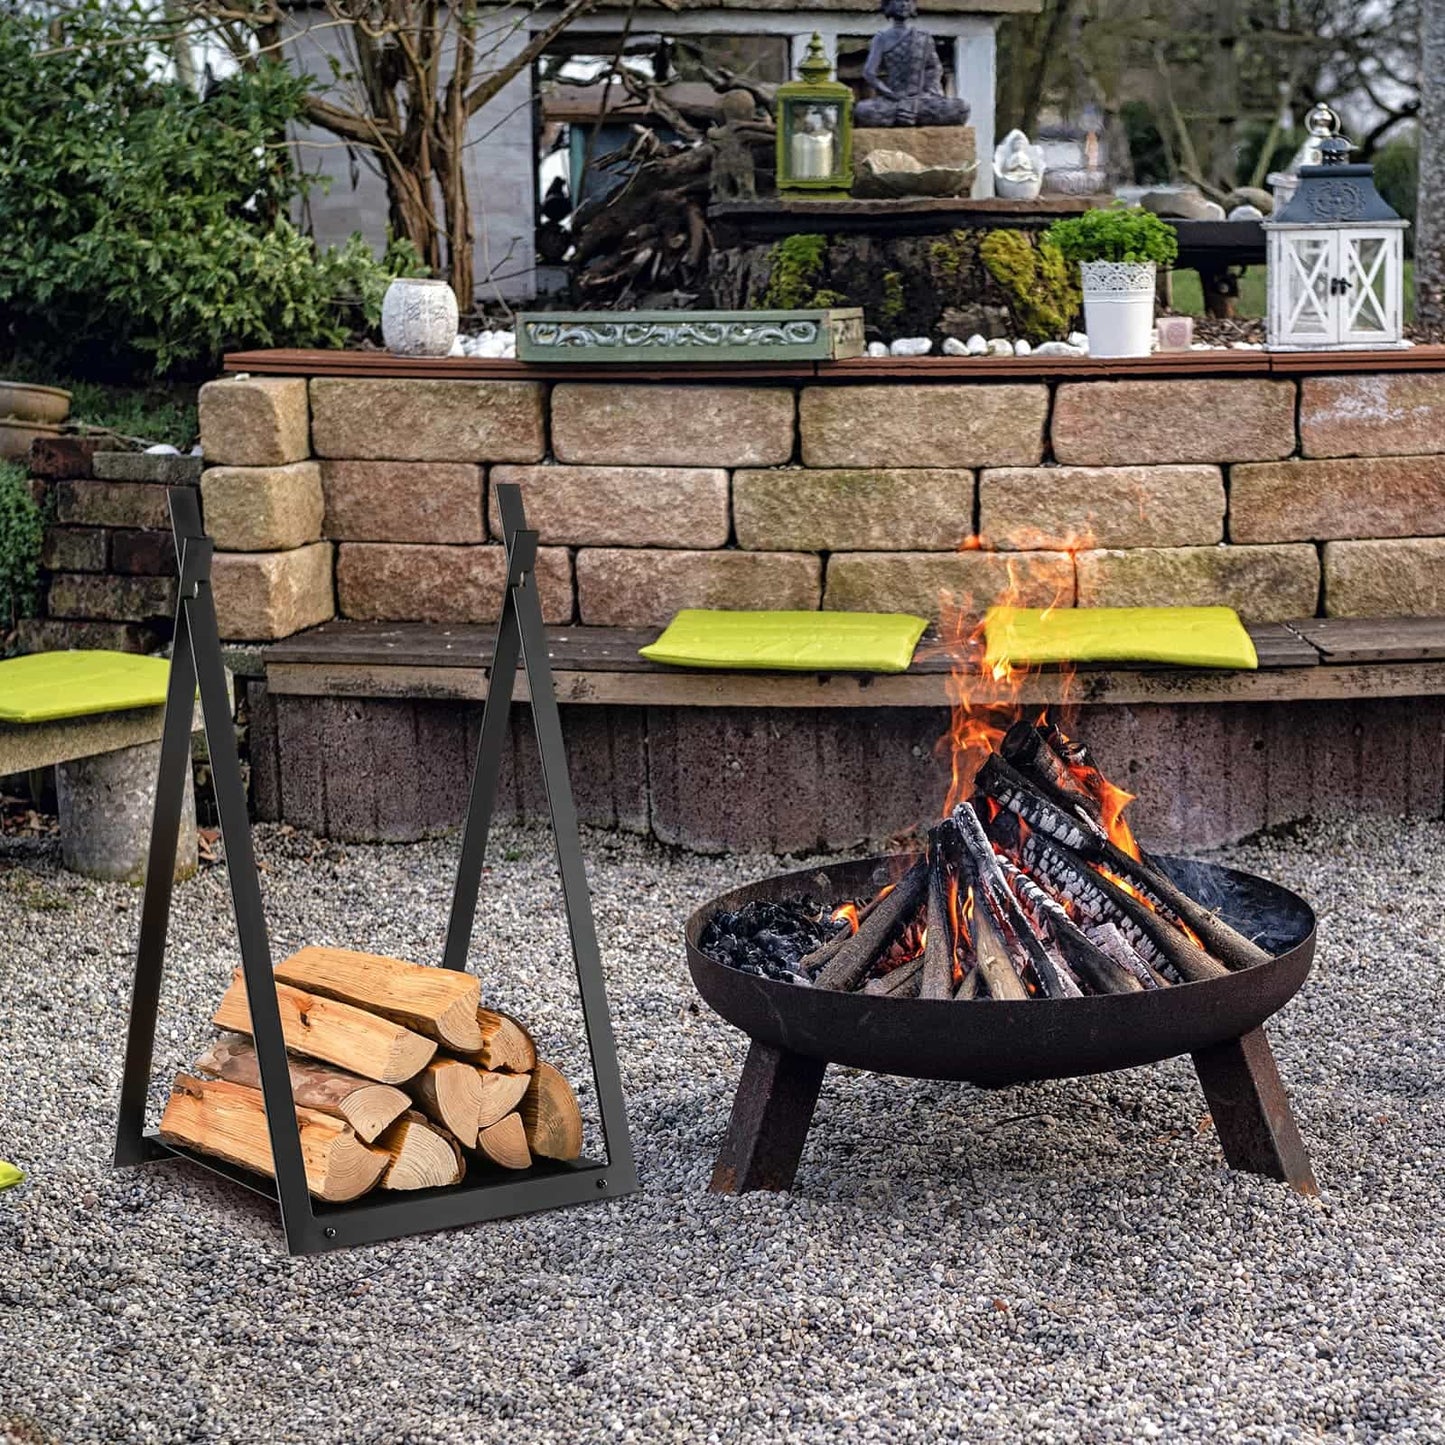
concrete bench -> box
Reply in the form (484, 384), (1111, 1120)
(0, 651), (199, 881)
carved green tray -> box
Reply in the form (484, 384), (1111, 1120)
(515, 308), (865, 364)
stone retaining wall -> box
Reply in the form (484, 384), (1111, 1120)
(193, 368), (1445, 639)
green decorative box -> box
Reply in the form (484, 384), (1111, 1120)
(515, 308), (865, 364)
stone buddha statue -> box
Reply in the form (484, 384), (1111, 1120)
(855, 0), (970, 128)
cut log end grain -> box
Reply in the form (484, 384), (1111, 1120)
(273, 946), (483, 1052)
(158, 1074), (386, 1203)
(477, 1070), (531, 1131)
(476, 1112), (532, 1171)
(377, 1111), (465, 1190)
(460, 1010), (538, 1074)
(212, 971), (437, 1085)
(193, 1036), (410, 1144)
(520, 1062), (584, 1162)
(408, 1058), (487, 1147)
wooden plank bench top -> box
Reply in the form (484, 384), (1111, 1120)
(256, 617), (1445, 711)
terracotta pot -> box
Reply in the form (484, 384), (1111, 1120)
(0, 418), (62, 462)
(0, 380), (71, 425)
(381, 278), (460, 358)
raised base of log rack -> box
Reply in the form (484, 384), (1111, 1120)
(709, 1029), (1317, 1197)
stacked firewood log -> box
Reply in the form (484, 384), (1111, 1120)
(159, 948), (583, 1203)
(804, 718), (1273, 1000)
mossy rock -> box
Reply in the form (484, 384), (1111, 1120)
(978, 230), (1081, 342)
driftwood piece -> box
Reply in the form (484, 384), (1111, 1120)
(213, 972), (437, 1084)
(408, 1058), (487, 1146)
(158, 1073), (387, 1202)
(475, 1112), (532, 1170)
(193, 1035), (410, 1143)
(813, 858), (928, 992)
(273, 946), (483, 1052)
(520, 1061), (584, 1161)
(919, 833), (956, 1001)
(376, 1110), (465, 1190)
(458, 1010), (538, 1075)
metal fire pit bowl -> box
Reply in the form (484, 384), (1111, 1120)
(687, 853), (1319, 1196)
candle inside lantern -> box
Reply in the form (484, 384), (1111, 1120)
(790, 108), (836, 179)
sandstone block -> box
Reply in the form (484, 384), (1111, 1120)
(576, 549), (821, 627)
(800, 385), (1048, 468)
(48, 573), (176, 623)
(980, 464), (1225, 549)
(824, 550), (1074, 619)
(489, 465), (730, 548)
(551, 385), (794, 467)
(93, 451), (202, 486)
(199, 377), (310, 466)
(1052, 380), (1296, 466)
(54, 480), (170, 530)
(1230, 455), (1445, 543)
(1324, 538), (1445, 616)
(109, 529), (177, 576)
(336, 543), (573, 624)
(41, 527), (108, 573)
(1301, 374), (1445, 458)
(200, 462), (324, 552)
(853, 125), (977, 171)
(310, 379), (545, 462)
(322, 461), (484, 543)
(734, 468), (975, 551)
(211, 542), (335, 640)
(1075, 544), (1318, 622)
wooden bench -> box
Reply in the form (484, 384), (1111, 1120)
(249, 616), (1445, 856)
(0, 651), (201, 882)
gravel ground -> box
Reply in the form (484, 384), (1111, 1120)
(1, 813), (1443, 1445)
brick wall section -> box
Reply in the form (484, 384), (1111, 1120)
(161, 367), (1445, 644)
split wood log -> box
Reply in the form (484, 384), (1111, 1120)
(813, 858), (928, 992)
(476, 1111), (532, 1170)
(951, 804), (1077, 998)
(977, 754), (1270, 971)
(520, 1062), (584, 1161)
(478, 1069), (532, 1132)
(918, 835), (956, 1001)
(408, 1058), (487, 1146)
(213, 971), (437, 1085)
(458, 1009), (538, 1075)
(955, 964), (981, 1000)
(967, 884), (1029, 1000)
(1001, 721), (1109, 839)
(273, 946), (483, 1052)
(158, 1073), (387, 1202)
(862, 954), (924, 997)
(376, 1110), (465, 1190)
(799, 886), (900, 976)
(1002, 864), (1143, 996)
(193, 1035), (410, 1143)
(1087, 921), (1167, 990)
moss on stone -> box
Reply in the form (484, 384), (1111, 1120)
(761, 234), (830, 308)
(978, 230), (1081, 342)
(878, 272), (905, 330)
(927, 230), (977, 287)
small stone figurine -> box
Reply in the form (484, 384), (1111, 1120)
(707, 89), (774, 203)
(856, 0), (970, 128)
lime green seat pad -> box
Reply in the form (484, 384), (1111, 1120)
(983, 606), (1258, 672)
(640, 609), (930, 673)
(0, 650), (174, 724)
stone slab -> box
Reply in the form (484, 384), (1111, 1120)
(734, 468), (975, 551)
(10, 618), (166, 657)
(322, 461), (485, 543)
(1075, 543), (1319, 622)
(489, 465), (730, 548)
(1230, 455), (1445, 543)
(310, 378), (545, 462)
(211, 542), (335, 641)
(853, 125), (978, 172)
(1300, 373), (1445, 458)
(979, 464), (1225, 549)
(1051, 379), (1296, 465)
(800, 384), (1048, 468)
(47, 573), (176, 623)
(40, 527), (108, 573)
(824, 549), (1074, 619)
(551, 384), (796, 468)
(109, 529), (177, 577)
(26, 435), (105, 480)
(54, 480), (170, 530)
(200, 462), (325, 552)
(92, 451), (203, 486)
(1323, 537), (1445, 616)
(199, 377), (310, 466)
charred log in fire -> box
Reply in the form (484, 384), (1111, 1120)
(698, 714), (1277, 1000)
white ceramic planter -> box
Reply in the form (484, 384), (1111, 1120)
(1079, 260), (1157, 359)
(381, 277), (460, 358)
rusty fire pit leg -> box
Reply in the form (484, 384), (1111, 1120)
(1191, 1027), (1318, 1195)
(710, 1041), (827, 1194)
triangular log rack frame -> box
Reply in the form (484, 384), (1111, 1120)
(114, 483), (637, 1254)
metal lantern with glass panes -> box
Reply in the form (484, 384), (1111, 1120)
(775, 34), (853, 198)
(1264, 115), (1409, 350)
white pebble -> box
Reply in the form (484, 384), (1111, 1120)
(941, 337), (970, 356)
(890, 337), (933, 357)
(1068, 331), (1090, 352)
(1014, 338), (1032, 355)
(867, 341), (889, 358)
(965, 333), (988, 356)
(986, 338), (1014, 357)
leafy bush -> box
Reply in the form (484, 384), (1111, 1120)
(1045, 207), (1180, 267)
(0, 461), (43, 637)
(1373, 137), (1418, 237)
(0, 3), (423, 376)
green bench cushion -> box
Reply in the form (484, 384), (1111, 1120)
(639, 609), (930, 674)
(983, 606), (1260, 672)
(0, 650), (173, 724)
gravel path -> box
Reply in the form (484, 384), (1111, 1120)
(1, 814), (1443, 1445)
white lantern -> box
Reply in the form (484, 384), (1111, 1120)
(1264, 128), (1408, 351)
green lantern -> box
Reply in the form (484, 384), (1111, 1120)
(775, 34), (853, 198)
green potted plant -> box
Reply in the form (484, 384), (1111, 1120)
(1044, 208), (1179, 358)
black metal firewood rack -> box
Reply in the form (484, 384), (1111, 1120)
(114, 484), (636, 1254)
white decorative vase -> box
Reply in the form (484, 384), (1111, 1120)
(1079, 260), (1157, 359)
(381, 277), (459, 358)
